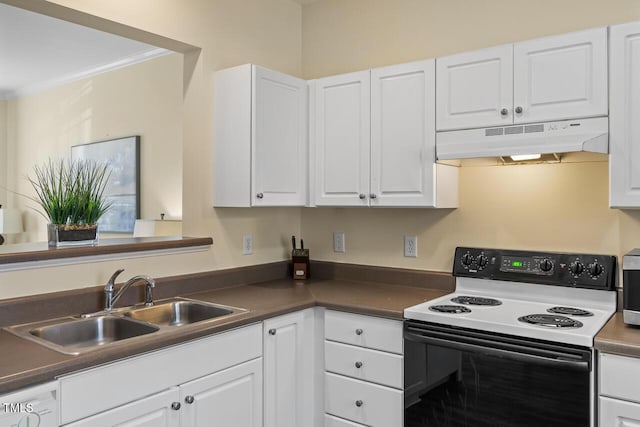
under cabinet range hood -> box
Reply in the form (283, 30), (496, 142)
(436, 117), (608, 161)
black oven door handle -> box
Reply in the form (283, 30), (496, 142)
(405, 328), (590, 372)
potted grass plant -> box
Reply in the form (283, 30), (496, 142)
(29, 159), (112, 247)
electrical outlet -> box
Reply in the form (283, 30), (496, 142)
(333, 232), (345, 253)
(243, 234), (253, 255)
(404, 235), (417, 257)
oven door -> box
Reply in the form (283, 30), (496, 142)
(404, 320), (592, 427)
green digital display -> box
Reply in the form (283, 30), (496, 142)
(512, 261), (523, 267)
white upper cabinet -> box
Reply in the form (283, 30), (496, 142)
(312, 61), (458, 208)
(513, 27), (608, 124)
(436, 27), (607, 131)
(312, 71), (371, 206)
(372, 60), (439, 207)
(213, 64), (307, 207)
(436, 45), (513, 131)
(610, 21), (640, 207)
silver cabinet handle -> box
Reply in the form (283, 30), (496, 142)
(369, 193), (377, 199)
(500, 108), (509, 116)
(269, 328), (276, 335)
(355, 361), (363, 368)
(256, 193), (264, 199)
(515, 106), (523, 114)
(171, 402), (181, 410)
(355, 328), (363, 335)
(185, 395), (195, 404)
(355, 400), (364, 407)
(359, 193), (366, 200)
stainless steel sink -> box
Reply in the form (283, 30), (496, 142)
(4, 297), (246, 355)
(8, 316), (159, 355)
(121, 298), (244, 327)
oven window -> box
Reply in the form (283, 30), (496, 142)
(405, 341), (590, 427)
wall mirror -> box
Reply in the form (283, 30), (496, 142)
(0, 1), (186, 247)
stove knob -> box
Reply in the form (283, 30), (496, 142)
(588, 262), (604, 278)
(461, 253), (474, 267)
(539, 258), (553, 272)
(569, 261), (584, 276)
(476, 254), (488, 269)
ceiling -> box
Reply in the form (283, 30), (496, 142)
(0, 3), (167, 99)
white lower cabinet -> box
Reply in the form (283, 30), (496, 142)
(599, 352), (640, 426)
(180, 358), (262, 427)
(600, 396), (640, 426)
(65, 359), (262, 427)
(263, 308), (316, 427)
(323, 310), (403, 427)
(59, 324), (263, 426)
(64, 388), (181, 427)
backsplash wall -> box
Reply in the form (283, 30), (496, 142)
(302, 161), (621, 272)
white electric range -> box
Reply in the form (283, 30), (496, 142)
(403, 247), (617, 427)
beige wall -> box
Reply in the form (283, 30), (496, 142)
(302, 0), (640, 78)
(6, 53), (183, 243)
(0, 99), (6, 205)
(0, 0), (303, 299)
(300, 0), (640, 272)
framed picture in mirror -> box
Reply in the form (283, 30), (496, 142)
(72, 136), (140, 233)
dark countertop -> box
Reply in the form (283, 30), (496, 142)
(595, 312), (640, 358)
(0, 278), (448, 394)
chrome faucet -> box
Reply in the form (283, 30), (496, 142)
(104, 269), (156, 311)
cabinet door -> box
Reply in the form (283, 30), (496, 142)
(513, 27), (607, 124)
(65, 388), (180, 427)
(252, 66), (307, 206)
(180, 358), (262, 427)
(313, 71), (371, 206)
(263, 309), (315, 427)
(213, 64), (252, 207)
(600, 396), (640, 426)
(610, 22), (640, 207)
(436, 45), (513, 131)
(371, 60), (436, 207)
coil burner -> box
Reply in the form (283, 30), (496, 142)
(450, 296), (502, 306)
(518, 314), (583, 328)
(547, 307), (593, 316)
(429, 305), (472, 314)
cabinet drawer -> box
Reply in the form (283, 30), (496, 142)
(325, 340), (403, 389)
(59, 323), (262, 424)
(325, 372), (402, 427)
(600, 396), (640, 425)
(324, 413), (366, 427)
(325, 310), (403, 354)
(600, 352), (640, 403)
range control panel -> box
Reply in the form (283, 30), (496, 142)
(453, 247), (617, 290)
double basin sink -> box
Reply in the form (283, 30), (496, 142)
(5, 298), (246, 355)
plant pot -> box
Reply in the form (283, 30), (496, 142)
(48, 224), (99, 248)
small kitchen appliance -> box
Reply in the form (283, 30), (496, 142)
(623, 248), (640, 325)
(404, 247), (617, 427)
